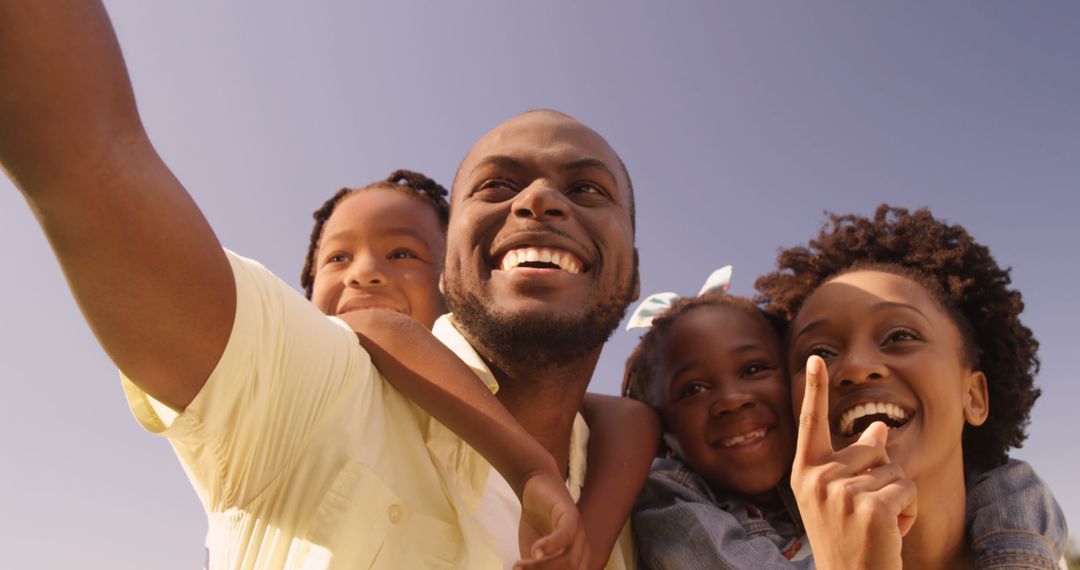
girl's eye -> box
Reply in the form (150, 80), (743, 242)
(678, 381), (709, 400)
(742, 362), (771, 377)
(326, 253), (349, 264)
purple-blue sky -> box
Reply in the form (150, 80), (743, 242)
(1, 2), (1077, 567)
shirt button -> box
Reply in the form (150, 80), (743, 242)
(387, 504), (403, 524)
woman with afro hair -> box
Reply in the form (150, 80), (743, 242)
(756, 205), (1067, 569)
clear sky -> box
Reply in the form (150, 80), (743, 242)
(1, 1), (1077, 568)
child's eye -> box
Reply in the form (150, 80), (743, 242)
(388, 249), (421, 261)
(678, 381), (709, 400)
(326, 252), (350, 264)
(741, 362), (772, 378)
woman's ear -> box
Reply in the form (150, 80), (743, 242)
(963, 370), (989, 426)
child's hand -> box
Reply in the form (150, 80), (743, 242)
(514, 470), (589, 570)
(790, 356), (918, 570)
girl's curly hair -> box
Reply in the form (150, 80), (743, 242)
(755, 204), (1040, 472)
(300, 169), (449, 299)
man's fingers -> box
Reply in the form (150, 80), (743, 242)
(795, 355), (833, 465)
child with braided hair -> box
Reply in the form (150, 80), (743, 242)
(299, 169), (659, 570)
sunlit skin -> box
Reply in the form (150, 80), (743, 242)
(310, 189), (446, 330)
(654, 305), (796, 501)
(442, 110), (640, 480)
(788, 270), (989, 568)
(445, 110), (638, 329)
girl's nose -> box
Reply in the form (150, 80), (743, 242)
(709, 388), (757, 416)
(345, 255), (387, 287)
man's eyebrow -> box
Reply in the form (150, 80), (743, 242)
(466, 155), (526, 178)
(561, 157), (616, 180)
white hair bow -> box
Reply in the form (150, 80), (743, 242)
(625, 266), (733, 330)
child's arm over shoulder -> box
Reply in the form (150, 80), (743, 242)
(966, 458), (1068, 569)
(340, 309), (587, 567)
(579, 393), (661, 570)
(633, 466), (815, 570)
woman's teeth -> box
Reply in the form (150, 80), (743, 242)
(837, 402), (910, 437)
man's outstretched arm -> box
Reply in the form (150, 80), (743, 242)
(0, 1), (234, 410)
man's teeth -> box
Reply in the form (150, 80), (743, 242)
(500, 247), (582, 274)
(838, 402), (910, 436)
(719, 428), (767, 448)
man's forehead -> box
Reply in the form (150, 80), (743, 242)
(457, 111), (623, 185)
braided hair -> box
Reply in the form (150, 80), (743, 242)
(755, 205), (1040, 472)
(300, 169), (449, 299)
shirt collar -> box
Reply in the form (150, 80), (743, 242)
(431, 313), (589, 500)
(432, 314), (499, 395)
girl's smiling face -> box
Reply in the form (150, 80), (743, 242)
(311, 189), (447, 329)
(655, 304), (796, 497)
(788, 269), (989, 481)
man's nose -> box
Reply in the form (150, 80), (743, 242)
(512, 180), (569, 222)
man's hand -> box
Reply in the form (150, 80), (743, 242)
(515, 470), (589, 570)
(790, 356), (917, 570)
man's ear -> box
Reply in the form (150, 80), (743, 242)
(438, 274), (447, 296)
(963, 370), (989, 426)
(630, 248), (641, 302)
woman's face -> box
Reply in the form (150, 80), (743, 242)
(656, 305), (796, 497)
(787, 270), (988, 480)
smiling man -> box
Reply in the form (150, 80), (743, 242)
(0, 1), (639, 569)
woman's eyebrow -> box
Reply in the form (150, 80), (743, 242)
(869, 301), (931, 324)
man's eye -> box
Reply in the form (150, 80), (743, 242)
(474, 179), (518, 199)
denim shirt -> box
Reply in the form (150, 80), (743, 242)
(966, 459), (1068, 569)
(633, 457), (813, 570)
(633, 457), (1068, 570)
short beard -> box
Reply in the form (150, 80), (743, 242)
(445, 284), (633, 377)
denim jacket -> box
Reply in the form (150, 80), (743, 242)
(633, 458), (1067, 569)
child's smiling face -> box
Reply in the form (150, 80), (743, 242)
(311, 188), (447, 329)
(655, 304), (796, 497)
(787, 269), (989, 482)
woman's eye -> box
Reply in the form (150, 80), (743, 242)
(884, 328), (920, 344)
(806, 346), (836, 360)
